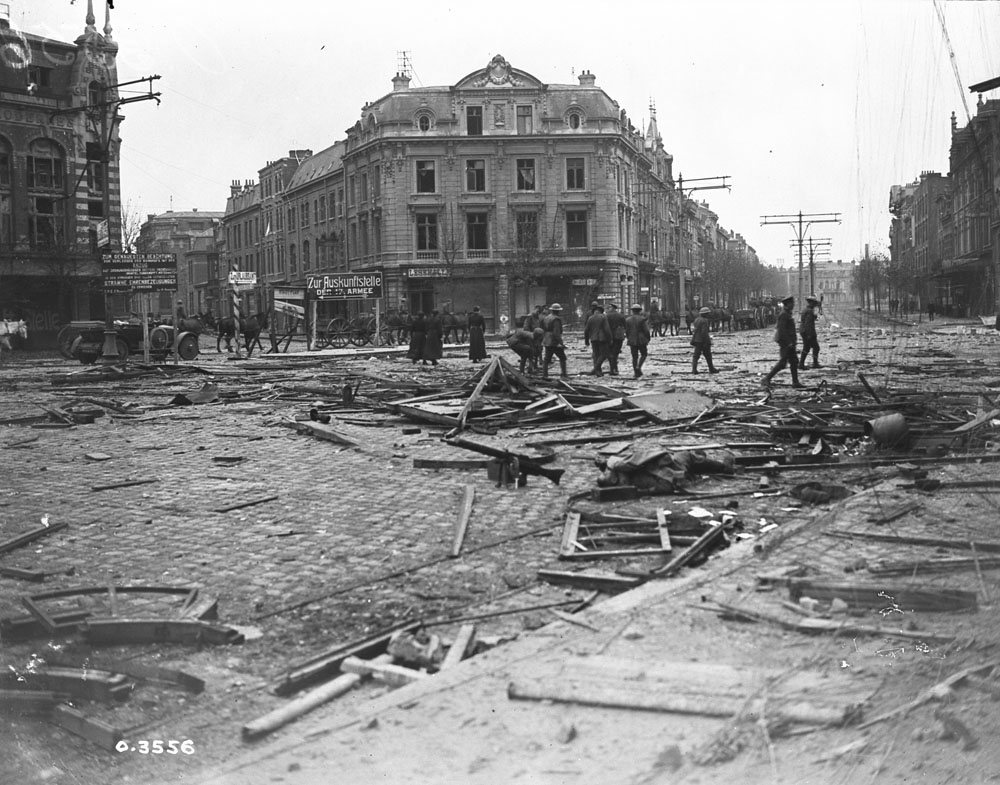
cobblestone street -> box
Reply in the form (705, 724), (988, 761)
(3, 304), (1000, 785)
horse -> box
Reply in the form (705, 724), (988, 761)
(217, 311), (269, 356)
(441, 311), (468, 344)
(196, 312), (217, 333)
(709, 307), (733, 332)
(650, 310), (678, 337)
(0, 319), (28, 364)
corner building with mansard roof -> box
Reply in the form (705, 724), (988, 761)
(248, 55), (678, 331)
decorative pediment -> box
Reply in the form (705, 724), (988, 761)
(455, 54), (543, 91)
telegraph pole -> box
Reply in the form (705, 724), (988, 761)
(761, 211), (840, 304)
(788, 237), (832, 296)
(676, 175), (730, 314)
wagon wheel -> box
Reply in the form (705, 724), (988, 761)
(57, 324), (82, 359)
(325, 317), (351, 349)
(177, 333), (200, 360)
(149, 325), (173, 351)
(348, 318), (374, 347)
(377, 324), (396, 346)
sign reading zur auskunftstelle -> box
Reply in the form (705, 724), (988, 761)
(306, 271), (383, 301)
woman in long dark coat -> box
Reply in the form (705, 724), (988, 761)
(423, 310), (444, 366)
(407, 312), (427, 364)
(467, 305), (487, 362)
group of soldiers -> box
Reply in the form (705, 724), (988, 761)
(506, 301), (652, 379)
(503, 295), (824, 387)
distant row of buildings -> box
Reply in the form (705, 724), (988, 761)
(0, 5), (776, 342)
(889, 96), (998, 318)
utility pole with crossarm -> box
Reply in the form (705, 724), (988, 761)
(676, 175), (731, 314)
(761, 211), (841, 304)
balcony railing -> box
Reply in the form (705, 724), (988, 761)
(466, 250), (489, 259)
(416, 251), (440, 260)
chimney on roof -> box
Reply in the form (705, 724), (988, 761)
(230, 180), (241, 197)
(578, 70), (596, 87)
(392, 72), (411, 91)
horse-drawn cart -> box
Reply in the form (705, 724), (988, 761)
(63, 320), (199, 364)
(317, 315), (395, 349)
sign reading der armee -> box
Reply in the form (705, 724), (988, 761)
(306, 270), (383, 300)
(102, 253), (178, 293)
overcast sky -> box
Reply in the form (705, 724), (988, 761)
(11, 0), (999, 267)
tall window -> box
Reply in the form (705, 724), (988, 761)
(348, 175), (356, 206)
(566, 158), (585, 190)
(27, 139), (65, 248)
(466, 213), (488, 255)
(289, 243), (298, 277)
(516, 159), (535, 191)
(516, 105), (533, 134)
(360, 171), (369, 202)
(300, 202), (309, 228)
(467, 106), (483, 136)
(359, 217), (369, 256)
(566, 210), (588, 249)
(416, 160), (436, 193)
(337, 189), (345, 216)
(0, 141), (11, 247)
(416, 214), (438, 253)
(516, 212), (538, 250)
(86, 142), (104, 194)
(465, 159), (485, 192)
(302, 240), (310, 269)
(27, 139), (64, 190)
(319, 195), (326, 220)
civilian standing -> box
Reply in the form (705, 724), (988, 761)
(467, 305), (488, 362)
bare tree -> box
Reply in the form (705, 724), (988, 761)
(120, 198), (143, 253)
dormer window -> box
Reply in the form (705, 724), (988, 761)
(415, 111), (435, 132)
(568, 112), (582, 129)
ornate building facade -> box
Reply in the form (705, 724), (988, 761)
(222, 56), (681, 329)
(0, 1), (122, 341)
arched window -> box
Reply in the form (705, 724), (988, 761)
(27, 139), (65, 248)
(415, 111), (434, 132)
(568, 112), (582, 129)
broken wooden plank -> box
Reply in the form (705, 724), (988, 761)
(788, 578), (977, 612)
(656, 508), (673, 552)
(0, 522), (69, 555)
(827, 530), (1000, 553)
(1, 667), (132, 703)
(270, 620), (423, 696)
(508, 656), (870, 726)
(214, 495), (279, 514)
(413, 458), (491, 471)
(648, 523), (725, 578)
(450, 485), (476, 558)
(46, 653), (205, 694)
(549, 608), (601, 631)
(50, 704), (124, 751)
(288, 420), (362, 447)
(242, 654), (394, 740)
(340, 656), (427, 688)
(951, 408), (1000, 433)
(440, 624), (477, 670)
(1, 689), (72, 715)
(0, 566), (45, 582)
(537, 568), (641, 593)
(457, 356), (502, 427)
(559, 513), (583, 558)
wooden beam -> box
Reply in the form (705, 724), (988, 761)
(0, 522), (68, 555)
(340, 656), (427, 688)
(537, 568), (640, 593)
(440, 624), (477, 670)
(50, 704), (124, 751)
(242, 654), (394, 740)
(450, 485), (476, 558)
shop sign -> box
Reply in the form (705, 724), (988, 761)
(406, 267), (450, 278)
(306, 270), (384, 300)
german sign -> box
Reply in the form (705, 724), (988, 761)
(406, 267), (449, 279)
(95, 219), (109, 249)
(306, 270), (383, 300)
(228, 271), (258, 286)
(102, 252), (177, 293)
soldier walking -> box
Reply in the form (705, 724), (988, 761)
(799, 295), (821, 369)
(625, 304), (650, 378)
(584, 302), (613, 376)
(541, 303), (568, 378)
(690, 306), (719, 374)
(606, 303), (626, 376)
(762, 296), (805, 389)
